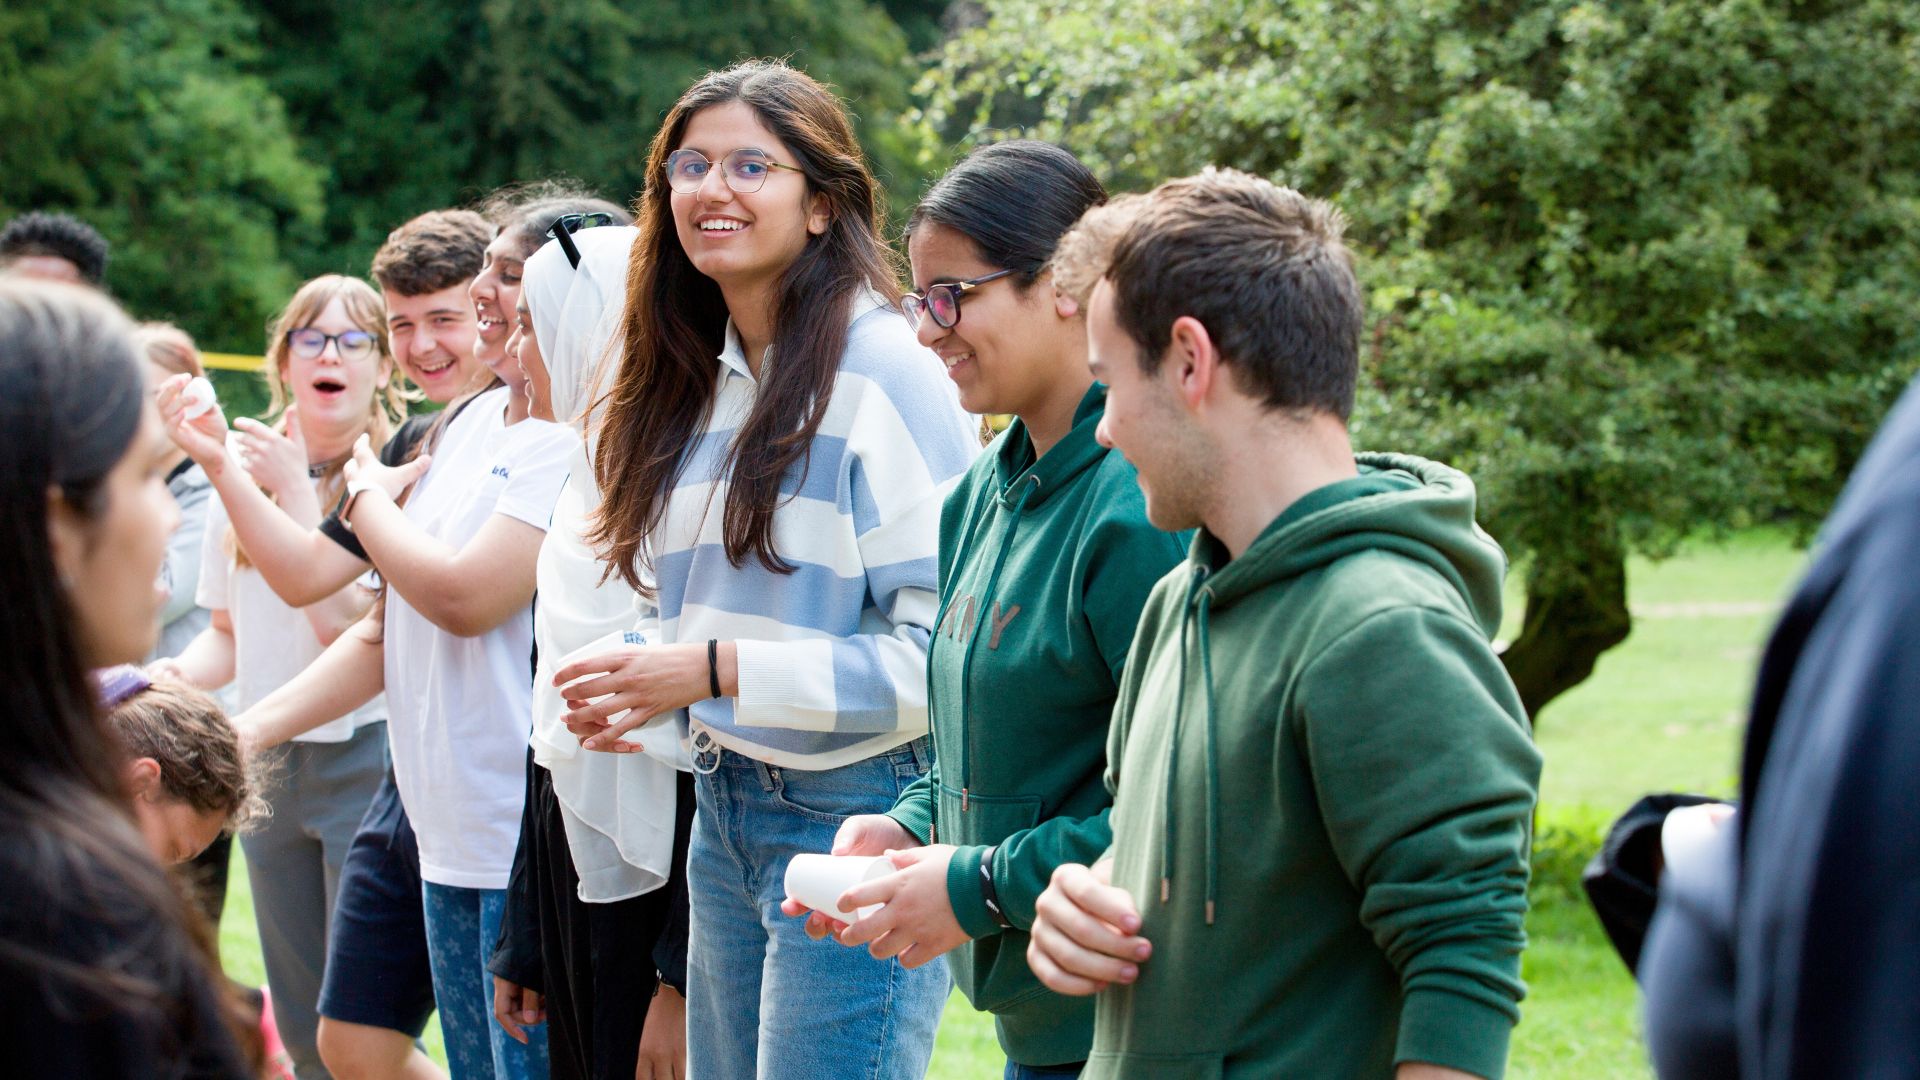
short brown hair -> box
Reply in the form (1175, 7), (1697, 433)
(369, 209), (492, 297)
(108, 678), (266, 834)
(1056, 168), (1363, 421)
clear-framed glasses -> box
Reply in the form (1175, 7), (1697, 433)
(665, 147), (805, 195)
(546, 211), (618, 269)
(902, 269), (1018, 331)
(286, 328), (378, 361)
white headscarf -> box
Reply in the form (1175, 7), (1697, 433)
(524, 225), (638, 431)
(525, 225), (688, 903)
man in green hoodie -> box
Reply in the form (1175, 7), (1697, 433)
(1026, 169), (1543, 1080)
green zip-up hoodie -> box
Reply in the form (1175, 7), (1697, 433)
(887, 384), (1188, 1066)
(1087, 453), (1541, 1080)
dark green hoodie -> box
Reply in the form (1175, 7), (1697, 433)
(1087, 453), (1541, 1080)
(887, 384), (1188, 1067)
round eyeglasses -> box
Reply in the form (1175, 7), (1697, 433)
(902, 269), (1018, 331)
(286, 328), (378, 361)
(665, 148), (805, 195)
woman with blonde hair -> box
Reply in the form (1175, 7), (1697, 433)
(156, 273), (405, 1080)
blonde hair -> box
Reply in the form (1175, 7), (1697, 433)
(107, 678), (267, 835)
(229, 275), (411, 569)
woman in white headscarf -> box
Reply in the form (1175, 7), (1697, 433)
(487, 224), (694, 1080)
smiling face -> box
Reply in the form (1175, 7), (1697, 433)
(908, 222), (1085, 419)
(385, 283), (481, 403)
(670, 100), (829, 296)
(471, 229), (526, 370)
(280, 297), (391, 442)
(1089, 278), (1214, 532)
(509, 295), (555, 422)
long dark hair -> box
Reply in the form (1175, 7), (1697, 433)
(591, 60), (900, 594)
(907, 140), (1109, 288)
(0, 280), (247, 1057)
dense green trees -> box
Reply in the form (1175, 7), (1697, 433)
(922, 0), (1920, 716)
(241, 0), (940, 280)
(0, 0), (324, 350)
(1, 0), (940, 348)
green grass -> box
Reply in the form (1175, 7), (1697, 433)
(215, 529), (1805, 1078)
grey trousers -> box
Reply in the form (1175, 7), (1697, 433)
(242, 721), (389, 1080)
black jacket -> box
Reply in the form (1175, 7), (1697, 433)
(1641, 375), (1920, 1078)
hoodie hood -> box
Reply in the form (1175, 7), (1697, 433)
(1159, 451), (1509, 925)
(985, 382), (1112, 507)
(1190, 451), (1507, 637)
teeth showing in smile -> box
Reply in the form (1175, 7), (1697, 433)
(417, 358), (454, 376)
(943, 352), (973, 370)
(699, 219), (747, 232)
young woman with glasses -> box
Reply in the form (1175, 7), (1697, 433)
(793, 141), (1191, 1080)
(0, 278), (253, 1077)
(151, 273), (406, 1080)
(552, 61), (978, 1079)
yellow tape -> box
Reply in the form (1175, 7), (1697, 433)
(202, 352), (265, 373)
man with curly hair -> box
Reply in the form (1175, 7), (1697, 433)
(0, 211), (110, 286)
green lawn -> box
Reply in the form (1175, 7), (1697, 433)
(216, 530), (1805, 1078)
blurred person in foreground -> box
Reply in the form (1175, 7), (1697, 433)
(0, 277), (252, 1076)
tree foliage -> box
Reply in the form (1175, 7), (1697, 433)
(0, 0), (325, 350)
(242, 0), (940, 279)
(921, 0), (1920, 717)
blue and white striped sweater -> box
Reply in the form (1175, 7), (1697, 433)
(635, 297), (980, 769)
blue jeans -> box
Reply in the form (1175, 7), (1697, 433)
(686, 740), (949, 1080)
(422, 882), (550, 1080)
(1005, 1062), (1085, 1079)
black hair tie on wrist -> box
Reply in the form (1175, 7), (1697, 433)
(708, 639), (721, 700)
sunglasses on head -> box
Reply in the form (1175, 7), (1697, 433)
(546, 211), (618, 269)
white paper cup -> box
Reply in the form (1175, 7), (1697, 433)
(554, 630), (650, 746)
(181, 376), (217, 420)
(1662, 803), (1733, 875)
(784, 854), (893, 922)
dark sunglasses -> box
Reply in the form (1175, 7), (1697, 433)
(546, 211), (618, 269)
(902, 269), (1018, 331)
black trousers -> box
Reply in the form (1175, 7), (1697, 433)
(494, 755), (694, 1080)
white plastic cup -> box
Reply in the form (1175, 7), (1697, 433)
(181, 375), (217, 420)
(784, 853), (893, 922)
(1662, 803), (1734, 875)
(554, 630), (651, 747)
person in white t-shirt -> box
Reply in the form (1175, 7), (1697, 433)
(231, 197), (621, 1080)
(153, 274), (407, 1080)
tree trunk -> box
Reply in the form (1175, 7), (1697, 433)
(1500, 544), (1632, 723)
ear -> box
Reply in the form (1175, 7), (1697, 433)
(806, 192), (831, 237)
(45, 486), (88, 591)
(1052, 285), (1081, 320)
(124, 756), (162, 799)
(1166, 315), (1220, 412)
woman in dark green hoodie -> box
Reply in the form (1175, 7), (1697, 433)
(787, 142), (1189, 1078)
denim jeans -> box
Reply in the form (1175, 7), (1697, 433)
(1005, 1061), (1085, 1079)
(686, 739), (949, 1080)
(422, 882), (550, 1079)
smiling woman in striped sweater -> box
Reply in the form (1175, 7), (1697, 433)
(550, 60), (979, 1079)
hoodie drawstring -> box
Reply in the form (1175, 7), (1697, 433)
(1161, 564), (1216, 921)
(953, 472), (1040, 811)
(1195, 585), (1220, 925)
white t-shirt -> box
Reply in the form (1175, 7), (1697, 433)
(383, 388), (574, 889)
(196, 479), (388, 742)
